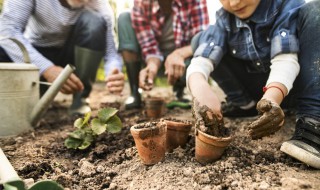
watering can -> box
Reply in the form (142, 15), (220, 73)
(0, 148), (64, 190)
(0, 38), (75, 137)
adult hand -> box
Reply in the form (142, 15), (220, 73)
(42, 65), (83, 94)
(105, 68), (124, 94)
(164, 50), (186, 85)
(139, 58), (160, 91)
(248, 99), (285, 139)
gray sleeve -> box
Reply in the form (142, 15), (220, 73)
(0, 0), (54, 74)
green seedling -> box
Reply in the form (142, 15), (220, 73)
(64, 107), (123, 150)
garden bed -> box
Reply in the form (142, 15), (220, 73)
(0, 83), (319, 190)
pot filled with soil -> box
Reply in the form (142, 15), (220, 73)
(144, 97), (165, 118)
(163, 118), (192, 152)
(192, 100), (233, 165)
(130, 121), (167, 165)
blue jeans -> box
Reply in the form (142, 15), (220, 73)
(191, 0), (320, 120)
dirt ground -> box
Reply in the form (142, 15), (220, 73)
(0, 82), (319, 190)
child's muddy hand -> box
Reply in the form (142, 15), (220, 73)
(192, 98), (224, 135)
(248, 99), (284, 139)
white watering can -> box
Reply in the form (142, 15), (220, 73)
(0, 38), (75, 137)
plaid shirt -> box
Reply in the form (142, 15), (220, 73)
(132, 0), (209, 61)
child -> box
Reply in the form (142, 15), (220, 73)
(187, 0), (320, 169)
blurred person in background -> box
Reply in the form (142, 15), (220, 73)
(118, 0), (209, 109)
(0, 0), (125, 115)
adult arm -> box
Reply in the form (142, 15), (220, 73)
(165, 0), (209, 85)
(0, 0), (83, 94)
(0, 0), (54, 74)
(132, 0), (163, 61)
(165, 45), (192, 85)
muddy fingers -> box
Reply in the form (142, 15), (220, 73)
(248, 99), (284, 139)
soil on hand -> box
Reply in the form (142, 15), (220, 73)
(0, 83), (319, 190)
(192, 99), (229, 137)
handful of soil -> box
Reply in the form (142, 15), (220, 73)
(192, 99), (229, 137)
(143, 69), (153, 90)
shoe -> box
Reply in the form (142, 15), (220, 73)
(68, 98), (91, 116)
(68, 46), (102, 116)
(124, 61), (142, 110)
(125, 94), (142, 110)
(280, 118), (320, 169)
(221, 102), (258, 117)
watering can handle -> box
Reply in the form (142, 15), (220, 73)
(0, 37), (31, 63)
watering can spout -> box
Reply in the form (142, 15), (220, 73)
(29, 64), (75, 126)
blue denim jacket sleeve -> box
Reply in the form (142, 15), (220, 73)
(193, 0), (305, 69)
(193, 11), (227, 68)
(270, 0), (305, 58)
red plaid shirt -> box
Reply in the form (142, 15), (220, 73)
(131, 0), (209, 60)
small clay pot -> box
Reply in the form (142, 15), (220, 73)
(145, 97), (165, 118)
(130, 121), (167, 165)
(195, 128), (232, 165)
(163, 119), (192, 152)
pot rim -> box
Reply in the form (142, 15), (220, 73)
(196, 128), (233, 143)
(145, 97), (165, 104)
(163, 120), (192, 131)
(130, 122), (167, 136)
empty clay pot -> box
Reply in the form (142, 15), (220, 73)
(163, 119), (192, 152)
(145, 97), (165, 118)
(130, 121), (167, 165)
(195, 128), (232, 165)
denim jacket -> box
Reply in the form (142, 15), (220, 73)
(194, 0), (305, 73)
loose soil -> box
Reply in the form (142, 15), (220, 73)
(0, 82), (319, 190)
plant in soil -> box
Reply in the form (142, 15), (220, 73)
(64, 107), (123, 150)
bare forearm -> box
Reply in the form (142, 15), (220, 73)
(174, 45), (193, 59)
(262, 82), (288, 105)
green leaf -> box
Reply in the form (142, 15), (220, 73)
(73, 112), (91, 129)
(91, 118), (107, 135)
(65, 108), (122, 150)
(106, 115), (123, 134)
(78, 141), (91, 150)
(83, 112), (91, 124)
(74, 118), (84, 129)
(68, 129), (85, 139)
(64, 137), (83, 149)
(98, 108), (118, 123)
(78, 134), (95, 150)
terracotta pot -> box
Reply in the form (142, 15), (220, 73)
(195, 128), (232, 165)
(145, 97), (165, 118)
(163, 119), (192, 152)
(130, 121), (167, 165)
